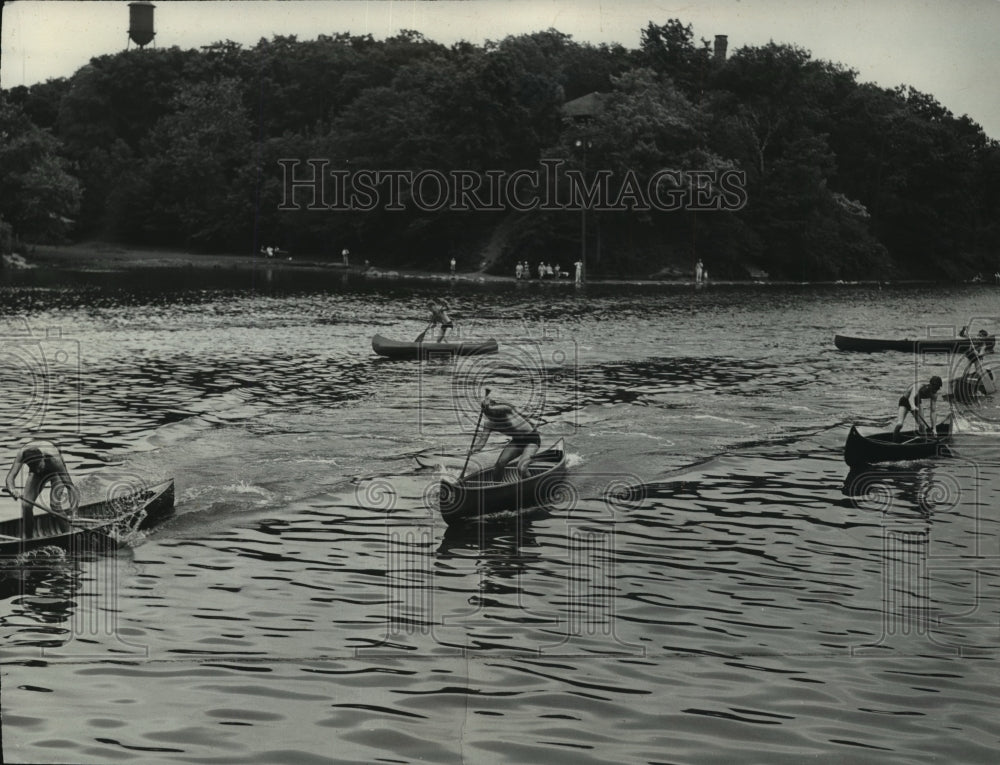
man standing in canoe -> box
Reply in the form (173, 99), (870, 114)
(956, 326), (997, 397)
(4, 440), (78, 539)
(893, 375), (942, 441)
(471, 395), (542, 482)
(424, 300), (454, 343)
(959, 326), (992, 364)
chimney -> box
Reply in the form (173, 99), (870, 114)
(714, 34), (728, 63)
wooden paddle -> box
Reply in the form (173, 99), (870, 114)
(459, 387), (490, 480)
(414, 322), (433, 343)
(7, 490), (100, 526)
(414, 445), (500, 470)
(917, 413), (948, 441)
(969, 328), (997, 394)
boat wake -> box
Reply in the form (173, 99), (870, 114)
(6, 545), (67, 568)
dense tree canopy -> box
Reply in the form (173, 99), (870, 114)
(0, 101), (81, 246)
(2, 21), (998, 280)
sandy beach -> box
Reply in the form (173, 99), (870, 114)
(16, 241), (350, 272)
(4, 241), (593, 285)
(4, 244), (911, 288)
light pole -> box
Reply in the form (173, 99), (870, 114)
(574, 138), (591, 284)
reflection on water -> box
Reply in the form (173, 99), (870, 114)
(2, 273), (1000, 763)
(0, 560), (82, 649)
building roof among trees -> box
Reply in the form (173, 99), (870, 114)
(561, 91), (609, 118)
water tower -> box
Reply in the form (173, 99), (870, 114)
(127, 1), (156, 49)
(713, 34), (728, 64)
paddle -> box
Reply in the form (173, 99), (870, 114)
(919, 411), (950, 441)
(901, 423), (947, 445)
(5, 489), (99, 527)
(414, 322), (433, 343)
(414, 445), (500, 470)
(966, 324), (997, 395)
(459, 387), (490, 481)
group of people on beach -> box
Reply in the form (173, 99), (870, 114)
(260, 245), (291, 260)
(694, 258), (709, 284)
(514, 261), (566, 280)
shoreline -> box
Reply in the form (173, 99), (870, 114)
(2, 242), (950, 287)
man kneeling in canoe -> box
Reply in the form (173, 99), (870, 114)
(471, 396), (541, 482)
(4, 440), (78, 539)
(893, 375), (942, 442)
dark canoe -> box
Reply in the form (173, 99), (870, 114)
(948, 371), (997, 402)
(843, 423), (952, 468)
(438, 439), (568, 525)
(371, 334), (499, 360)
(0, 479), (175, 558)
(834, 334), (996, 353)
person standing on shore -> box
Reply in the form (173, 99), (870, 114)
(515, 262), (523, 280)
(450, 257), (456, 276)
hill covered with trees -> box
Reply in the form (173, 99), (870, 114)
(3, 21), (998, 280)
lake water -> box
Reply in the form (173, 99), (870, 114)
(2, 266), (1000, 764)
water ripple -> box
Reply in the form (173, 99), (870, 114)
(3, 277), (1000, 763)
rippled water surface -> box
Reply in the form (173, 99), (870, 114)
(2, 267), (1000, 764)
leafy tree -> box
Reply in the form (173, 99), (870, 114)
(0, 101), (81, 244)
(6, 79), (71, 130)
(127, 78), (255, 250)
(706, 43), (887, 277)
(2, 21), (996, 278)
(638, 20), (714, 99)
(560, 41), (632, 100)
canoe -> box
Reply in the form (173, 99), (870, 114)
(0, 479), (175, 557)
(948, 372), (996, 402)
(413, 448), (501, 471)
(437, 439), (568, 525)
(834, 334), (996, 353)
(843, 423), (952, 468)
(371, 334), (499, 360)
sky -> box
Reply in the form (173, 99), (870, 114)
(2, 0), (1000, 138)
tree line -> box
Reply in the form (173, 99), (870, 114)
(2, 21), (998, 280)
